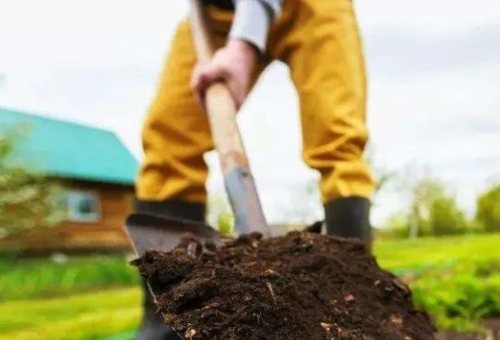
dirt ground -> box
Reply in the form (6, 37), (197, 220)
(133, 231), (435, 340)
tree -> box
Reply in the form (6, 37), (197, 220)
(475, 185), (500, 233)
(381, 212), (410, 239)
(0, 128), (64, 237)
(384, 177), (470, 238)
(427, 192), (469, 236)
(410, 178), (469, 237)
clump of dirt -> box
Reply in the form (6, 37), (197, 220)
(132, 231), (435, 340)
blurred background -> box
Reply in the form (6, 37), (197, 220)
(1, 0), (499, 340)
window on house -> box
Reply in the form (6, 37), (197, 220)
(65, 191), (101, 222)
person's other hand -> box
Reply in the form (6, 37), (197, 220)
(191, 39), (257, 109)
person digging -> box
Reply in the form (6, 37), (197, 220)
(134, 0), (374, 339)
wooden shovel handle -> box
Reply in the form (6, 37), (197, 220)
(189, 0), (269, 236)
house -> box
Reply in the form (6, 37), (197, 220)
(0, 107), (139, 252)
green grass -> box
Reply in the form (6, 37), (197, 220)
(0, 288), (141, 340)
(0, 254), (139, 301)
(373, 233), (500, 271)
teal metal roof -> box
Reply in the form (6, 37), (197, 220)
(0, 107), (139, 185)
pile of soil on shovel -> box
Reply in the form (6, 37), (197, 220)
(133, 231), (436, 340)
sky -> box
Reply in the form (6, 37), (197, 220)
(1, 0), (499, 226)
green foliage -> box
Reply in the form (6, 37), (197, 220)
(379, 212), (410, 239)
(217, 212), (234, 236)
(375, 233), (500, 333)
(475, 185), (500, 232)
(0, 128), (64, 236)
(411, 178), (469, 236)
(411, 259), (500, 332)
(207, 195), (232, 231)
(0, 254), (139, 301)
(207, 195), (235, 236)
(427, 192), (469, 235)
(383, 178), (470, 238)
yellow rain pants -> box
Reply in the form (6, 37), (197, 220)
(137, 0), (375, 204)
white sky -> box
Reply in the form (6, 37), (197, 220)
(1, 0), (499, 226)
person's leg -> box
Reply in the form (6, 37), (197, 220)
(136, 21), (211, 207)
(268, 0), (375, 242)
(135, 6), (269, 340)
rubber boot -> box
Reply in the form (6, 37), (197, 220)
(324, 197), (372, 243)
(134, 199), (205, 340)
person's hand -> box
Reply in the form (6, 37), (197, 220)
(191, 39), (257, 109)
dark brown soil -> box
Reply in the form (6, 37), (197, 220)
(133, 231), (436, 340)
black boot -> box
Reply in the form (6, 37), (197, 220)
(324, 196), (371, 242)
(134, 199), (205, 221)
(134, 199), (205, 340)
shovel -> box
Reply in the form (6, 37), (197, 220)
(125, 0), (270, 269)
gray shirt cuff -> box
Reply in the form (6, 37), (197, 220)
(229, 0), (272, 53)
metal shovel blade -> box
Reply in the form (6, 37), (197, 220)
(124, 214), (221, 340)
(125, 213), (221, 256)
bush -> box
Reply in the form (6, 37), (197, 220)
(411, 259), (500, 332)
(0, 128), (64, 236)
(475, 185), (500, 233)
(383, 178), (470, 238)
(427, 194), (469, 236)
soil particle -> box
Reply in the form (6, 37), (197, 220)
(133, 231), (436, 340)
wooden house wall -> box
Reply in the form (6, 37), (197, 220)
(0, 180), (134, 252)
